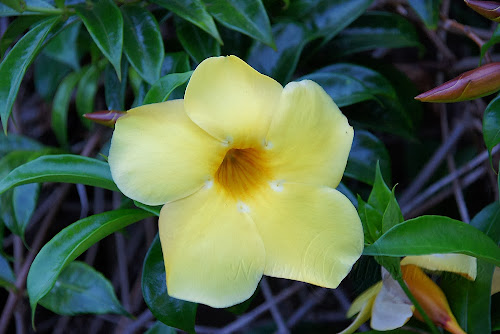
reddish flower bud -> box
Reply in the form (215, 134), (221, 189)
(415, 62), (500, 102)
(83, 110), (126, 127)
(465, 0), (500, 22)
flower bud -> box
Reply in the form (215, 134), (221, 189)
(83, 110), (126, 127)
(415, 62), (500, 102)
(465, 0), (500, 22)
(402, 264), (466, 334)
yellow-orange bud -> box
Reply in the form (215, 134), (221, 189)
(465, 0), (500, 22)
(83, 110), (126, 128)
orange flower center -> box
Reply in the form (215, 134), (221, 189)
(215, 148), (271, 199)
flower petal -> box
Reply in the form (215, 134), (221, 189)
(401, 254), (477, 280)
(248, 183), (363, 288)
(184, 55), (283, 147)
(109, 100), (226, 205)
(265, 80), (353, 188)
(340, 283), (381, 334)
(159, 185), (265, 308)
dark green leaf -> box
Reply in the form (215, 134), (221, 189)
(203, 0), (274, 47)
(381, 189), (403, 233)
(0, 133), (43, 158)
(407, 0), (441, 29)
(0, 154), (119, 195)
(357, 196), (383, 244)
(145, 321), (177, 334)
(28, 209), (152, 322)
(1, 0), (26, 12)
(161, 52), (191, 76)
(151, 0), (221, 44)
(0, 16), (59, 133)
(74, 0), (123, 78)
(142, 235), (197, 333)
(367, 162), (392, 213)
(363, 215), (500, 266)
(134, 201), (161, 216)
(75, 64), (100, 127)
(121, 5), (164, 85)
(481, 26), (500, 63)
(176, 19), (220, 64)
(129, 67), (148, 108)
(328, 12), (422, 58)
(345, 129), (391, 185)
(337, 182), (357, 207)
(0, 15), (44, 57)
(0, 0), (56, 16)
(34, 53), (71, 101)
(0, 252), (15, 289)
(39, 261), (128, 316)
(43, 21), (80, 70)
(104, 59), (128, 111)
(247, 22), (307, 85)
(483, 94), (500, 157)
(143, 71), (193, 105)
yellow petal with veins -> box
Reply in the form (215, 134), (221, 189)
(265, 80), (353, 188)
(184, 55), (283, 148)
(248, 183), (363, 288)
(109, 100), (226, 205)
(159, 185), (265, 308)
(401, 254), (477, 280)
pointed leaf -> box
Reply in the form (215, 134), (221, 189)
(368, 162), (392, 213)
(407, 0), (441, 29)
(176, 19), (220, 64)
(75, 64), (100, 127)
(0, 15), (44, 57)
(143, 71), (193, 105)
(483, 94), (500, 156)
(104, 59), (128, 111)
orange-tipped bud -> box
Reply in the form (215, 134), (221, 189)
(415, 62), (500, 102)
(402, 265), (466, 334)
(83, 110), (126, 128)
(465, 0), (500, 22)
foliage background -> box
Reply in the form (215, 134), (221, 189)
(0, 0), (499, 333)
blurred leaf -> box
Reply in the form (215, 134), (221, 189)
(481, 25), (500, 63)
(34, 53), (71, 101)
(203, 0), (274, 48)
(0, 133), (43, 158)
(151, 0), (222, 44)
(28, 209), (152, 322)
(0, 0), (54, 16)
(143, 71), (193, 105)
(43, 21), (80, 70)
(1, 0), (26, 12)
(337, 182), (357, 207)
(142, 235), (197, 333)
(329, 12), (422, 58)
(104, 59), (128, 111)
(145, 321), (177, 334)
(0, 16), (59, 133)
(0, 15), (43, 57)
(75, 64), (100, 127)
(408, 0), (441, 29)
(51, 70), (85, 147)
(39, 261), (128, 316)
(483, 94), (500, 157)
(75, 0), (123, 78)
(161, 52), (191, 76)
(0, 252), (15, 289)
(134, 201), (161, 216)
(363, 215), (500, 267)
(345, 129), (391, 185)
(0, 154), (119, 195)
(129, 67), (149, 108)
(121, 5), (164, 85)
(247, 22), (308, 84)
(176, 19), (220, 64)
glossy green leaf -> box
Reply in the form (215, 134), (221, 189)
(381, 189), (403, 233)
(74, 0), (123, 78)
(1, 0), (25, 12)
(367, 162), (392, 213)
(161, 52), (191, 76)
(329, 12), (422, 58)
(345, 129), (391, 185)
(121, 5), (164, 85)
(0, 0), (55, 16)
(0, 154), (119, 195)
(0, 252), (15, 289)
(28, 209), (151, 322)
(145, 321), (177, 334)
(363, 215), (500, 266)
(151, 0), (221, 44)
(0, 16), (59, 133)
(408, 0), (441, 29)
(176, 19), (220, 64)
(134, 201), (161, 217)
(39, 261), (127, 316)
(104, 59), (128, 111)
(129, 67), (148, 108)
(142, 235), (197, 333)
(51, 70), (84, 147)
(34, 53), (71, 101)
(43, 21), (80, 70)
(143, 71), (193, 105)
(247, 22), (308, 85)
(357, 196), (383, 244)
(75, 64), (100, 127)
(0, 133), (43, 157)
(483, 94), (500, 157)
(203, 0), (274, 48)
(0, 15), (43, 57)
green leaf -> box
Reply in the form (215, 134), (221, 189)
(328, 12), (422, 58)
(0, 133), (43, 158)
(367, 162), (392, 213)
(247, 22), (308, 85)
(345, 129), (391, 185)
(145, 321), (177, 334)
(34, 53), (71, 101)
(483, 94), (500, 157)
(381, 189), (403, 233)
(43, 20), (81, 70)
(176, 19), (220, 64)
(151, 0), (221, 44)
(407, 0), (441, 30)
(104, 59), (128, 111)
(481, 26), (500, 63)
(0, 0), (55, 16)
(75, 64), (100, 127)
(27, 209), (152, 322)
(51, 70), (84, 147)
(0, 15), (44, 57)
(0, 252), (15, 289)
(0, 16), (59, 133)
(357, 196), (383, 244)
(0, 154), (119, 195)
(363, 215), (500, 266)
(202, 0), (274, 48)
(134, 201), (161, 217)
(39, 261), (128, 316)
(1, 0), (26, 12)
(75, 0), (123, 78)
(143, 71), (193, 105)
(161, 52), (191, 76)
(142, 235), (197, 333)
(121, 5), (164, 85)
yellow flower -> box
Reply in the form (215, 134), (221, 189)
(108, 56), (363, 308)
(340, 254), (475, 334)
